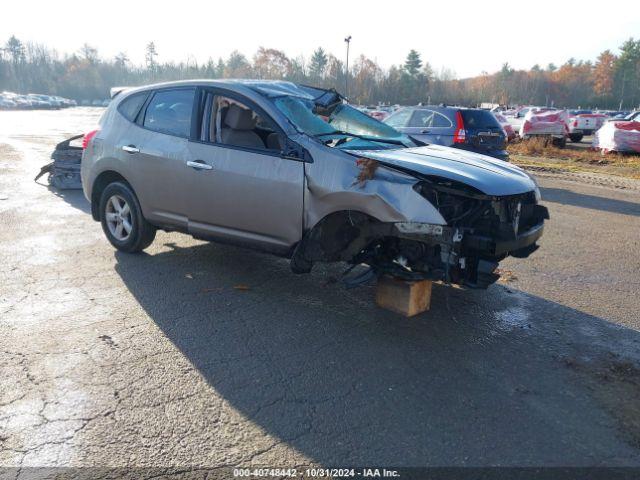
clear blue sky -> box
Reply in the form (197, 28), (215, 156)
(3, 0), (638, 77)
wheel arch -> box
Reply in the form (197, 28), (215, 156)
(291, 209), (388, 272)
(90, 170), (131, 221)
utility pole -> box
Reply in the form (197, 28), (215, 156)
(344, 35), (352, 100)
(619, 69), (627, 111)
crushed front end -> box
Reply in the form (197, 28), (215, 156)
(356, 177), (549, 288)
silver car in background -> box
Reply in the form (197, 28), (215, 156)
(82, 80), (547, 288)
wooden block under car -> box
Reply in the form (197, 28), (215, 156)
(375, 275), (432, 317)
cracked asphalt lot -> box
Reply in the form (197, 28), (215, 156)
(1, 109), (640, 472)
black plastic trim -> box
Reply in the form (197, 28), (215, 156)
(464, 222), (545, 256)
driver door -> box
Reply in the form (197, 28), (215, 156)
(186, 90), (305, 255)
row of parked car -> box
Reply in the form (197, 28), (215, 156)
(494, 105), (640, 152)
(498, 105), (640, 143)
(0, 91), (78, 110)
(0, 91), (115, 110)
(78, 99), (111, 107)
(356, 102), (640, 159)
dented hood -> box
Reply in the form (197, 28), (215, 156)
(352, 145), (536, 196)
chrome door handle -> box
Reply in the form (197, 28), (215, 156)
(122, 145), (139, 154)
(186, 160), (213, 170)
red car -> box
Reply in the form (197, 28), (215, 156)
(493, 113), (517, 142)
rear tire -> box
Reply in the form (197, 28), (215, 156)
(99, 181), (156, 253)
(569, 133), (583, 143)
(552, 137), (567, 148)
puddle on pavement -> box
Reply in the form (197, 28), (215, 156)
(493, 305), (532, 333)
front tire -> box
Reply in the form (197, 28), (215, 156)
(569, 133), (583, 143)
(99, 181), (156, 252)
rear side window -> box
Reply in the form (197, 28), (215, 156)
(409, 110), (435, 128)
(117, 92), (148, 122)
(143, 88), (195, 138)
(384, 108), (412, 127)
(432, 113), (452, 127)
(460, 110), (501, 129)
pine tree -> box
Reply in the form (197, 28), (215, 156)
(215, 58), (225, 77)
(404, 50), (422, 76)
(309, 47), (328, 78)
(145, 42), (158, 71)
(5, 36), (25, 64)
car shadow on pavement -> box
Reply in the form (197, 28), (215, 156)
(46, 186), (91, 214)
(541, 187), (640, 217)
(114, 241), (640, 466)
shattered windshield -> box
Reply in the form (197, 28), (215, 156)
(271, 94), (413, 150)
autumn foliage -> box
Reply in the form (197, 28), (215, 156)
(1, 35), (639, 109)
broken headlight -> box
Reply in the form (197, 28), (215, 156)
(413, 177), (488, 226)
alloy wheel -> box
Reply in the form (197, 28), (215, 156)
(105, 194), (132, 241)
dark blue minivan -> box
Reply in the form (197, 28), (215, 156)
(384, 106), (508, 160)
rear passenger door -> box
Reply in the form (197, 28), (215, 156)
(125, 87), (196, 228)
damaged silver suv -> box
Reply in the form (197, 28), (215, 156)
(82, 80), (548, 288)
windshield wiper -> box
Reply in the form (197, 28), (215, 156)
(314, 131), (406, 147)
(314, 130), (355, 138)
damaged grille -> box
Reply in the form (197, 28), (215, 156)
(415, 180), (545, 240)
(475, 191), (539, 239)
(413, 180), (485, 225)
(385, 181), (548, 288)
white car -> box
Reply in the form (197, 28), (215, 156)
(566, 110), (605, 142)
(0, 97), (17, 109)
(623, 111), (640, 122)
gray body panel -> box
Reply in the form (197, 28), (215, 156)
(186, 141), (304, 253)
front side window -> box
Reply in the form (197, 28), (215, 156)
(143, 88), (195, 138)
(204, 95), (282, 151)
